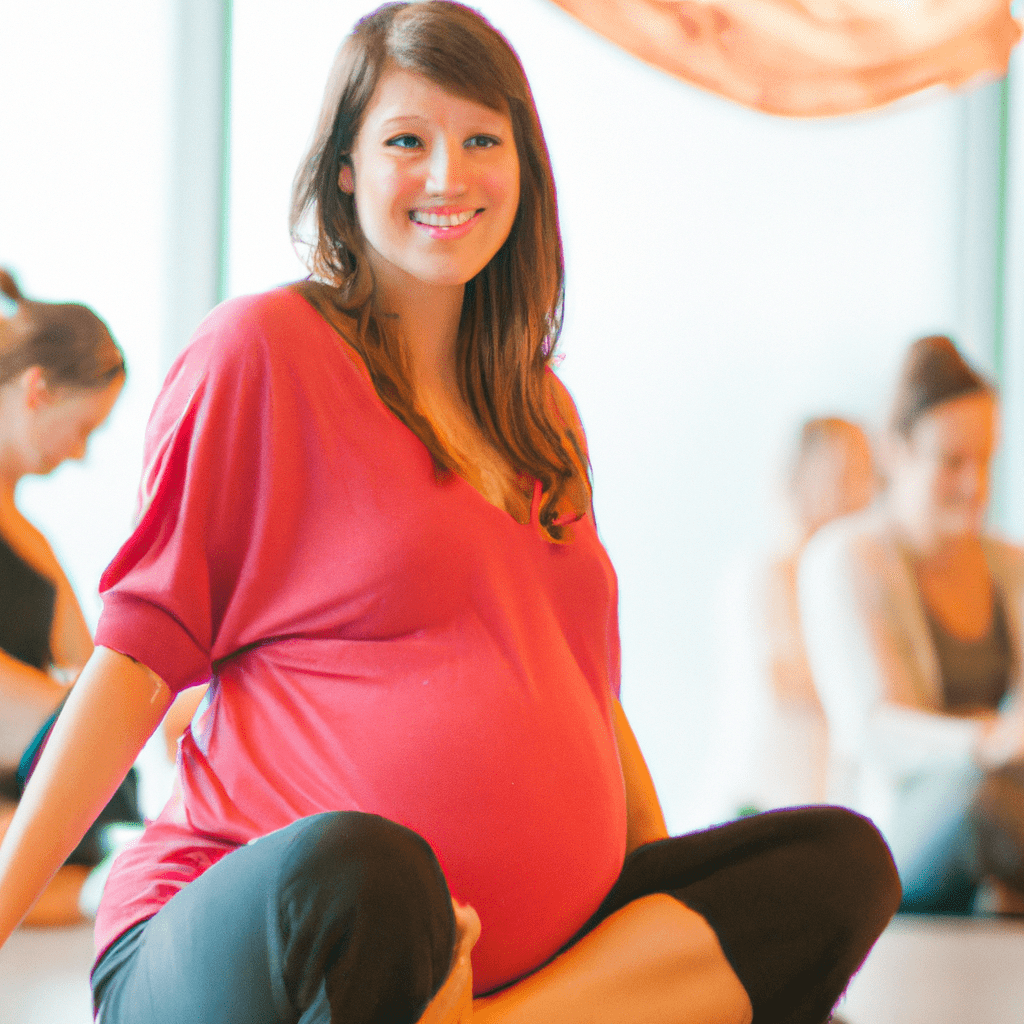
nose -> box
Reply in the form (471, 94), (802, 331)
(426, 138), (467, 196)
(959, 459), (989, 502)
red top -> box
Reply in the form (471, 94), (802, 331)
(93, 288), (626, 994)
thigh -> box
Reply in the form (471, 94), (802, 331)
(579, 806), (900, 1024)
(93, 811), (456, 1024)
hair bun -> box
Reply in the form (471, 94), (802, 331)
(889, 334), (992, 437)
(0, 268), (23, 304)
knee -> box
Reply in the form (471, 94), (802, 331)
(279, 811), (453, 931)
(275, 812), (456, 1022)
(802, 806), (902, 939)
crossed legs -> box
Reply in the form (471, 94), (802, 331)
(92, 806), (899, 1024)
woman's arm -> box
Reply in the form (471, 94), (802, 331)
(612, 698), (669, 853)
(0, 646), (172, 946)
(48, 570), (94, 672)
(0, 649), (68, 765)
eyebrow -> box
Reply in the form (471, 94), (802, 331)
(374, 112), (508, 133)
(377, 115), (430, 130)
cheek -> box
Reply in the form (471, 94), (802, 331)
(483, 164), (519, 212)
(357, 170), (416, 240)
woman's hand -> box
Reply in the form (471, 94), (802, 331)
(417, 900), (481, 1024)
(976, 701), (1024, 768)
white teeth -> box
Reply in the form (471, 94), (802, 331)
(411, 209), (476, 227)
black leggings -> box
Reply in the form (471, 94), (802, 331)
(92, 806), (900, 1024)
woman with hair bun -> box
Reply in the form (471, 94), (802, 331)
(801, 334), (1024, 915)
(0, 267), (131, 925)
(0, 5), (898, 1022)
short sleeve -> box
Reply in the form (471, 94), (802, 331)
(95, 295), (281, 692)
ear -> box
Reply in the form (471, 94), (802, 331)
(19, 366), (52, 410)
(338, 161), (355, 195)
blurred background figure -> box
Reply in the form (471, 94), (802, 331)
(801, 335), (1024, 915)
(713, 415), (876, 817)
(767, 417), (877, 714)
(0, 268), (135, 926)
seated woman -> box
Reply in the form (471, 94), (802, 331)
(762, 417), (876, 808)
(800, 335), (1024, 914)
(0, 268), (135, 925)
(0, 5), (900, 1022)
(714, 416), (875, 815)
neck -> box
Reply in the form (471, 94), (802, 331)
(375, 271), (465, 397)
(891, 506), (977, 567)
(0, 441), (23, 507)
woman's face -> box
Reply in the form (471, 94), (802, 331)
(340, 69), (521, 296)
(24, 373), (124, 476)
(798, 425), (876, 537)
(892, 391), (998, 542)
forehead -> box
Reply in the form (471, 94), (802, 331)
(360, 68), (510, 132)
(914, 392), (997, 448)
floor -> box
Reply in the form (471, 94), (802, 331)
(1, 914), (1023, 1022)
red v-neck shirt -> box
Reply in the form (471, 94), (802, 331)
(93, 287), (626, 994)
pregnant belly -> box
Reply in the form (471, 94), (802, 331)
(183, 638), (629, 992)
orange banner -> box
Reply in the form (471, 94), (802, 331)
(547, 1), (1021, 116)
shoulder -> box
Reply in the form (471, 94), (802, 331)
(544, 369), (587, 439)
(803, 506), (894, 571)
(800, 505), (911, 609)
(982, 534), (1024, 593)
(156, 287), (348, 423)
(183, 286), (330, 374)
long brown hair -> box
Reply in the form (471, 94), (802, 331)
(0, 268), (125, 391)
(290, 1), (589, 540)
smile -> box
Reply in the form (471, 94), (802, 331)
(409, 208), (480, 228)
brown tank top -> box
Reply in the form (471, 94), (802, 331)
(923, 590), (1012, 713)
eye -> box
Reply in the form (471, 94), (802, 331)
(385, 134), (422, 150)
(465, 134), (501, 149)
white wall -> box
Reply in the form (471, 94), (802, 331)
(0, 1), (174, 629)
(226, 0), (1002, 830)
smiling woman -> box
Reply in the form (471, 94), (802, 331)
(801, 335), (1024, 916)
(0, 5), (899, 1024)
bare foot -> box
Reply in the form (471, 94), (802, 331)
(417, 900), (481, 1024)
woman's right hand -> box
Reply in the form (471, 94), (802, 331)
(417, 900), (481, 1024)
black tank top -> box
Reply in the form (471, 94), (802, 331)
(0, 531), (56, 670)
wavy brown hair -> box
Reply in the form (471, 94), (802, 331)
(290, 1), (589, 539)
(0, 268), (125, 391)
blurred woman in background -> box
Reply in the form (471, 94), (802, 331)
(801, 335), (1024, 914)
(714, 415), (876, 816)
(0, 268), (132, 925)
